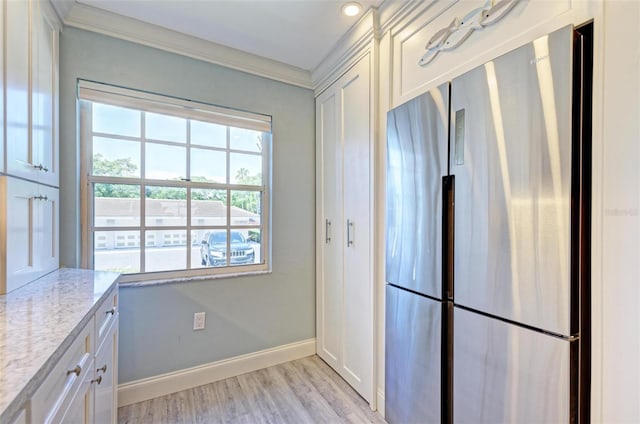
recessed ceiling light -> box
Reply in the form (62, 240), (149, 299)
(342, 2), (363, 17)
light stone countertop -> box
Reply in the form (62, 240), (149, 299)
(0, 268), (120, 423)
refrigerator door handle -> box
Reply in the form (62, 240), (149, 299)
(325, 219), (331, 244)
(347, 219), (354, 247)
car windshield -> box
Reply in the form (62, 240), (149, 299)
(209, 232), (245, 244)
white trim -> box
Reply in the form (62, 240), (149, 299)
(376, 388), (385, 419)
(311, 9), (377, 96)
(62, 3), (313, 89)
(117, 338), (316, 406)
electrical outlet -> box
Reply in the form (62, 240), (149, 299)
(193, 312), (206, 330)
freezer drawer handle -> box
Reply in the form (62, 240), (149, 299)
(346, 220), (354, 247)
(325, 219), (331, 244)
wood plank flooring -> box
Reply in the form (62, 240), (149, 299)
(118, 355), (386, 424)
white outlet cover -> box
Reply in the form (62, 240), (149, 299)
(193, 312), (206, 330)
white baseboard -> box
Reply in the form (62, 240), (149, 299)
(118, 338), (316, 407)
(377, 388), (385, 419)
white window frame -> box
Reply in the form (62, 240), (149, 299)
(79, 80), (272, 282)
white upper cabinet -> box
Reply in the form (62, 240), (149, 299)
(32, 1), (59, 187)
(5, 0), (30, 178)
(5, 0), (59, 186)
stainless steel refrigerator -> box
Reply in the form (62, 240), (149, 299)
(385, 24), (591, 423)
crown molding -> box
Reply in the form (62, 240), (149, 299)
(311, 8), (378, 95)
(62, 3), (313, 89)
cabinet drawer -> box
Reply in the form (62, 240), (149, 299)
(96, 287), (118, 349)
(32, 317), (94, 424)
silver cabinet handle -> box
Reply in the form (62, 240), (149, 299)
(325, 219), (331, 244)
(34, 163), (49, 172)
(105, 307), (116, 315)
(67, 365), (82, 376)
(91, 376), (103, 385)
(97, 364), (107, 374)
(346, 220), (354, 247)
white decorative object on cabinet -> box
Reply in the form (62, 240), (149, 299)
(316, 52), (375, 404)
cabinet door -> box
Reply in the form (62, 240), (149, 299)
(94, 316), (118, 424)
(59, 367), (95, 424)
(316, 87), (343, 371)
(5, 0), (31, 179)
(32, 1), (59, 186)
(0, 0), (5, 172)
(36, 185), (59, 274)
(340, 54), (373, 403)
(4, 177), (39, 293)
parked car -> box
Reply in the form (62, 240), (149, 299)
(200, 231), (255, 267)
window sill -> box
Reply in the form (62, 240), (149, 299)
(118, 269), (272, 288)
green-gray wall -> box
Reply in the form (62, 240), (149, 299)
(59, 27), (315, 383)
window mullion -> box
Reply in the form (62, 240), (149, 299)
(140, 111), (146, 273)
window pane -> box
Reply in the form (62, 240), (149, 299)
(92, 103), (140, 137)
(197, 229), (256, 268)
(92, 137), (140, 177)
(230, 153), (262, 185)
(230, 127), (262, 153)
(145, 186), (187, 226)
(94, 230), (140, 273)
(190, 148), (226, 183)
(145, 112), (186, 143)
(145, 230), (187, 272)
(145, 143), (186, 180)
(94, 184), (141, 227)
(191, 189), (227, 226)
(230, 190), (261, 225)
(191, 120), (226, 148)
(235, 228), (262, 267)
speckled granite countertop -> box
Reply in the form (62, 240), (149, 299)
(0, 268), (120, 423)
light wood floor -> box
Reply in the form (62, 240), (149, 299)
(118, 355), (386, 424)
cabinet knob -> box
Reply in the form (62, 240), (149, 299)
(97, 364), (107, 374)
(66, 365), (82, 376)
(105, 307), (116, 316)
(91, 376), (103, 385)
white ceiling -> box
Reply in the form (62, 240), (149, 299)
(56, 0), (385, 71)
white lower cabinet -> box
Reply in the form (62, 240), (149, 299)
(94, 316), (119, 424)
(0, 176), (59, 294)
(30, 287), (119, 424)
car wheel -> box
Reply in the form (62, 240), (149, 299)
(207, 255), (216, 267)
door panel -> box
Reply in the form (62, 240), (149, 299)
(6, 0), (31, 179)
(454, 307), (572, 423)
(342, 54), (372, 402)
(36, 185), (59, 274)
(5, 178), (38, 293)
(451, 26), (574, 335)
(386, 285), (442, 424)
(316, 89), (342, 368)
(386, 85), (449, 299)
(33, 2), (58, 186)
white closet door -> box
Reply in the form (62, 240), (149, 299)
(340, 54), (373, 403)
(316, 53), (373, 404)
(316, 87), (343, 370)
